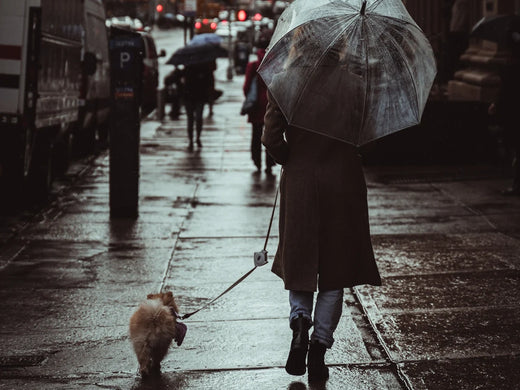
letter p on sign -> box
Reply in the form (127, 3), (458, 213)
(120, 51), (131, 69)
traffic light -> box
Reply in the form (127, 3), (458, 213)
(237, 9), (248, 22)
(156, 4), (164, 13)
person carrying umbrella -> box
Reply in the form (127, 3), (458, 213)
(182, 61), (214, 150)
(259, 0), (435, 383)
(486, 27), (520, 196)
(166, 42), (228, 149)
(243, 30), (275, 174)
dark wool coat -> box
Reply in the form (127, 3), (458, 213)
(182, 62), (214, 104)
(262, 92), (381, 292)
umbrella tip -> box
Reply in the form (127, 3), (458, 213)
(360, 0), (367, 15)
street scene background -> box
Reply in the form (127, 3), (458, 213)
(1, 19), (520, 390)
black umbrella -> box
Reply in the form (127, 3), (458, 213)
(166, 43), (227, 66)
(471, 14), (520, 45)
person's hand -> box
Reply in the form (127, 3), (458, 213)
(488, 102), (496, 115)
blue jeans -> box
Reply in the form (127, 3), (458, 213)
(289, 289), (343, 348)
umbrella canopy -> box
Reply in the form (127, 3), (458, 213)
(189, 33), (223, 46)
(257, 0), (436, 146)
(167, 42), (227, 66)
(471, 14), (520, 45)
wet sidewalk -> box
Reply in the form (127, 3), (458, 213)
(1, 61), (520, 390)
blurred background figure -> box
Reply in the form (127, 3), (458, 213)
(444, 0), (470, 82)
(488, 31), (520, 196)
(164, 65), (183, 120)
(207, 59), (223, 117)
(243, 30), (275, 174)
(182, 61), (214, 150)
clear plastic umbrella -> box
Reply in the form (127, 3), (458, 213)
(257, 0), (437, 146)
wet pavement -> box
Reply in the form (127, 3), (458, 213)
(1, 29), (520, 390)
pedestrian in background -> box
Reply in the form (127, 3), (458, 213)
(207, 59), (217, 117)
(488, 32), (520, 196)
(182, 61), (214, 151)
(243, 31), (275, 174)
(444, 0), (470, 82)
(164, 66), (183, 120)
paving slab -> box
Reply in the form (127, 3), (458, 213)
(0, 365), (403, 390)
(399, 355), (520, 390)
(181, 204), (280, 238)
(358, 270), (519, 312)
(371, 232), (520, 276)
(356, 299), (520, 362)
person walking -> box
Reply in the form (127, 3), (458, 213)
(488, 33), (520, 196)
(259, 0), (434, 381)
(182, 61), (214, 150)
(163, 66), (183, 120)
(444, 0), (470, 82)
(243, 39), (275, 174)
(207, 59), (218, 117)
(262, 90), (382, 381)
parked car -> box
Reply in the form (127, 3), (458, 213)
(106, 16), (145, 32)
(215, 20), (253, 51)
(194, 17), (219, 35)
(157, 13), (184, 29)
(75, 0), (111, 156)
(139, 32), (166, 117)
(0, 0), (110, 201)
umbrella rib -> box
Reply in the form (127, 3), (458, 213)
(289, 16), (358, 124)
(370, 15), (421, 121)
(329, 0), (358, 13)
(358, 17), (370, 145)
(372, 14), (424, 34)
(367, 0), (385, 12)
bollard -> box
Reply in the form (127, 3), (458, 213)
(108, 27), (144, 219)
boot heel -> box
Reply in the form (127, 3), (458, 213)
(308, 341), (329, 382)
(285, 315), (312, 376)
(285, 346), (307, 375)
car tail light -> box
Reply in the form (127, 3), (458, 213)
(202, 18), (209, 25)
(210, 22), (217, 30)
(195, 21), (202, 29)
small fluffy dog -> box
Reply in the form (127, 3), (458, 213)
(129, 291), (186, 376)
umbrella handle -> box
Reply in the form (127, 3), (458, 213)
(360, 1), (367, 15)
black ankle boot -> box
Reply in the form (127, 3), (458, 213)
(285, 315), (312, 375)
(308, 341), (329, 382)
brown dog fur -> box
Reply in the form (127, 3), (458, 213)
(129, 292), (179, 376)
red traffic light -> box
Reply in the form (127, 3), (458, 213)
(156, 4), (164, 13)
(237, 9), (247, 21)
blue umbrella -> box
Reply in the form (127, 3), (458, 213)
(189, 33), (223, 47)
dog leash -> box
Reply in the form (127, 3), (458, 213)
(177, 177), (280, 320)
